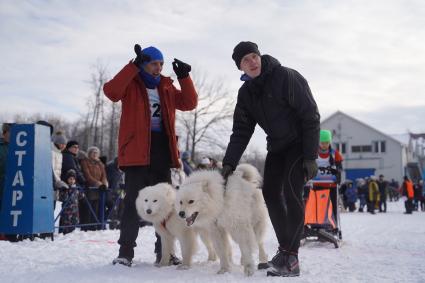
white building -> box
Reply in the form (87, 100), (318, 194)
(320, 111), (417, 183)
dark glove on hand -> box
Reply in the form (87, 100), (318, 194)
(98, 184), (108, 191)
(172, 58), (191, 79)
(303, 159), (318, 181)
(133, 44), (151, 68)
(221, 164), (234, 181)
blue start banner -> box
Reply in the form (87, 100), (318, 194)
(0, 124), (54, 234)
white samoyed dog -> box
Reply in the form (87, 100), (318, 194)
(135, 183), (216, 269)
(175, 163), (268, 276)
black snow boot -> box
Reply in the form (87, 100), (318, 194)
(267, 249), (300, 277)
(112, 257), (132, 267)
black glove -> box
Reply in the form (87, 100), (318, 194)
(221, 164), (234, 181)
(172, 58), (191, 79)
(133, 44), (151, 68)
(303, 160), (318, 181)
(98, 184), (108, 191)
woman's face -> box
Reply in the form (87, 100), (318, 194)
(89, 150), (99, 160)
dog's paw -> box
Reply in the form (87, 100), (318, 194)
(208, 254), (217, 261)
(177, 264), (190, 270)
(217, 267), (230, 274)
(158, 259), (169, 267)
(244, 264), (255, 276)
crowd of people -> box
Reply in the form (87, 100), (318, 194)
(339, 175), (424, 214)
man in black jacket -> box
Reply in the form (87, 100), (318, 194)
(61, 141), (85, 186)
(222, 42), (320, 277)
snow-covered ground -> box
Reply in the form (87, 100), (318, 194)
(1, 201), (424, 283)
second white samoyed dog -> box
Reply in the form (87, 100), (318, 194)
(135, 183), (216, 269)
(175, 164), (268, 276)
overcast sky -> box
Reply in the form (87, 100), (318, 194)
(1, 0), (424, 151)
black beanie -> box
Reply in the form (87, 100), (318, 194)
(232, 41), (261, 69)
(65, 169), (77, 180)
(66, 140), (79, 149)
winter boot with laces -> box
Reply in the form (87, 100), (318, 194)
(267, 248), (300, 277)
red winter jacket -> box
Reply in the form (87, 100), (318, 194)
(103, 63), (197, 168)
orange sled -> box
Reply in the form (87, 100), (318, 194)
(303, 183), (342, 248)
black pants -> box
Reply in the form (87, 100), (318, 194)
(379, 196), (387, 212)
(262, 143), (305, 254)
(118, 132), (172, 259)
(405, 199), (414, 214)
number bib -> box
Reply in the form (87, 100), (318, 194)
(147, 88), (162, 132)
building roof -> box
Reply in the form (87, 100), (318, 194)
(321, 110), (405, 146)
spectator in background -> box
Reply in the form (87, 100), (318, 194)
(414, 180), (423, 211)
(0, 123), (13, 210)
(209, 157), (220, 169)
(61, 141), (86, 186)
(0, 123), (17, 242)
(197, 157), (211, 170)
(59, 169), (83, 235)
(106, 157), (125, 229)
(51, 131), (69, 208)
(181, 151), (194, 176)
(36, 121), (69, 210)
(378, 174), (388, 213)
(402, 176), (414, 214)
(368, 176), (380, 214)
(357, 178), (368, 212)
(81, 146), (108, 230)
(388, 179), (399, 202)
(419, 180), (425, 211)
(106, 157), (124, 194)
(344, 182), (357, 212)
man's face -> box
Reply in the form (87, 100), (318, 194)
(69, 144), (79, 155)
(143, 60), (163, 77)
(239, 53), (261, 78)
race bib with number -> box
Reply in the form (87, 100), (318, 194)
(147, 88), (162, 132)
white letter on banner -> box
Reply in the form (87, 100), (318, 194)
(16, 131), (27, 147)
(15, 151), (26, 167)
(12, 190), (23, 206)
(10, 211), (22, 227)
(12, 170), (24, 187)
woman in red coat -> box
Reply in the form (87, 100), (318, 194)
(104, 44), (197, 266)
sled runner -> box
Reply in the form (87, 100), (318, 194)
(303, 167), (342, 248)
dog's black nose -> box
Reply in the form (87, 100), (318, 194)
(179, 211), (185, 218)
(146, 209), (152, 214)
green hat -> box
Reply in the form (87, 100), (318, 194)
(320, 130), (332, 143)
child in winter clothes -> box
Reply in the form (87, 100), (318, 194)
(59, 170), (83, 234)
(344, 182), (357, 212)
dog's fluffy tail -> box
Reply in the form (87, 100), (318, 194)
(234, 163), (262, 188)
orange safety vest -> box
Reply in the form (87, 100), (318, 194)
(405, 180), (414, 199)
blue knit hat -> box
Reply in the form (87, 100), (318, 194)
(142, 46), (164, 64)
